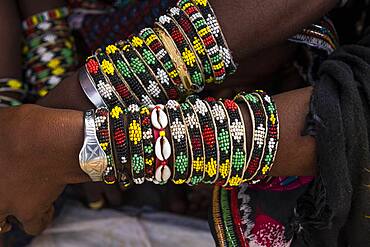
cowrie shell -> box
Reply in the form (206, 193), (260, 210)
(155, 165), (171, 183)
(151, 105), (168, 129)
(155, 136), (171, 161)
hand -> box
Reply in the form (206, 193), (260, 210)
(0, 104), (89, 235)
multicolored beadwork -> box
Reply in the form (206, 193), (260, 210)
(156, 14), (204, 92)
(126, 104), (145, 184)
(187, 95), (218, 184)
(191, 0), (237, 75)
(105, 44), (153, 105)
(130, 35), (179, 100)
(181, 101), (205, 185)
(166, 100), (189, 184)
(252, 91), (279, 181)
(177, 0), (226, 83)
(235, 93), (267, 183)
(109, 104), (132, 189)
(221, 99), (247, 187)
(169, 7), (214, 83)
(96, 49), (138, 106)
(22, 7), (70, 30)
(118, 41), (167, 104)
(139, 27), (186, 95)
(140, 106), (156, 182)
(205, 97), (231, 186)
(95, 107), (117, 184)
(85, 56), (123, 109)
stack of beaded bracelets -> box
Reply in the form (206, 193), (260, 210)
(79, 90), (279, 187)
(22, 6), (77, 98)
(79, 0), (236, 107)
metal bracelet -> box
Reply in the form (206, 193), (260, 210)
(79, 66), (107, 108)
(79, 109), (108, 181)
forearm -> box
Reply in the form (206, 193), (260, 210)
(211, 0), (337, 61)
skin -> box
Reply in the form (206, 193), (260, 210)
(0, 0), (337, 236)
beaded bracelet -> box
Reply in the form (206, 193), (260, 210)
(0, 95), (22, 108)
(22, 6), (70, 30)
(118, 41), (168, 104)
(0, 78), (27, 99)
(95, 49), (138, 107)
(154, 27), (193, 94)
(139, 28), (186, 95)
(129, 35), (179, 100)
(24, 19), (70, 37)
(252, 91), (279, 180)
(156, 15), (204, 92)
(140, 106), (156, 182)
(177, 0), (226, 83)
(95, 107), (117, 184)
(169, 7), (214, 83)
(221, 99), (247, 187)
(85, 56), (124, 109)
(191, 0), (237, 75)
(151, 105), (172, 184)
(109, 104), (132, 189)
(234, 93), (267, 183)
(187, 95), (218, 184)
(105, 44), (153, 106)
(165, 100), (189, 184)
(127, 104), (146, 185)
(205, 97), (231, 186)
(181, 101), (205, 185)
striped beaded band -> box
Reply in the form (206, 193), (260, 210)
(192, 0), (237, 75)
(95, 107), (117, 184)
(119, 41), (167, 104)
(0, 78), (27, 99)
(156, 15), (204, 92)
(139, 28), (186, 95)
(109, 105), (132, 189)
(151, 105), (172, 184)
(166, 100), (189, 184)
(0, 95), (22, 108)
(140, 106), (156, 182)
(235, 93), (267, 183)
(220, 188), (239, 246)
(105, 44), (153, 106)
(23, 19), (70, 37)
(85, 56), (123, 109)
(252, 91), (279, 181)
(126, 104), (145, 185)
(22, 7), (70, 30)
(221, 99), (247, 187)
(205, 97), (231, 186)
(169, 7), (214, 83)
(181, 101), (205, 185)
(187, 96), (218, 184)
(95, 49), (138, 106)
(211, 186), (228, 246)
(130, 35), (179, 100)
(177, 0), (226, 83)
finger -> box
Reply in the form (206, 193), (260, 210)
(82, 183), (105, 210)
(103, 184), (123, 207)
(21, 206), (54, 236)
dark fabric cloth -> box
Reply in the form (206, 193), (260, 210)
(305, 28), (370, 246)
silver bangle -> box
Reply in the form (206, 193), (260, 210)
(79, 66), (107, 108)
(79, 109), (108, 181)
